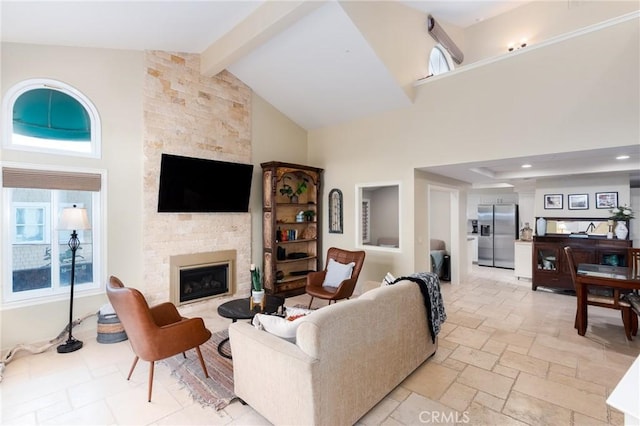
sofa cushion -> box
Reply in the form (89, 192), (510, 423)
(252, 307), (312, 342)
(322, 258), (355, 288)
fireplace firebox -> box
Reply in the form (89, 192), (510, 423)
(170, 250), (236, 305)
(180, 264), (228, 303)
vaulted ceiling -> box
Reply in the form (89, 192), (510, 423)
(2, 1), (638, 187)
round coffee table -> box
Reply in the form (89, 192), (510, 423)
(217, 295), (285, 359)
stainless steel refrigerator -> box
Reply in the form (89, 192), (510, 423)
(477, 204), (519, 268)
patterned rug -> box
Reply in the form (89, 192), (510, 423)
(161, 329), (236, 410)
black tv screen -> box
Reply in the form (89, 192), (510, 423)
(157, 153), (253, 213)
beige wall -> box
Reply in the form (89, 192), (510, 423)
(534, 175), (631, 219)
(309, 15), (638, 282)
(1, 43), (144, 349)
(430, 190), (452, 247)
(340, 0), (436, 97)
(463, 0), (639, 63)
(250, 93), (308, 268)
(0, 44), (306, 350)
(1, 5), (637, 348)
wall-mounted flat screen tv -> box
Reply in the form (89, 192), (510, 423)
(157, 153), (253, 213)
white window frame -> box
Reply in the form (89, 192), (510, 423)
(362, 199), (371, 244)
(2, 164), (106, 306)
(355, 182), (402, 253)
(12, 202), (51, 244)
(428, 45), (455, 77)
(2, 79), (101, 159)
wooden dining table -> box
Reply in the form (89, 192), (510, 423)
(575, 263), (640, 337)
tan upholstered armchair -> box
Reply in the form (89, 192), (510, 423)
(306, 247), (366, 309)
(106, 276), (212, 401)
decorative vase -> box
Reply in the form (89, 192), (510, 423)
(607, 220), (614, 239)
(614, 221), (628, 240)
(290, 195), (298, 204)
(251, 290), (265, 303)
(250, 289), (265, 310)
(536, 217), (546, 237)
(520, 222), (533, 241)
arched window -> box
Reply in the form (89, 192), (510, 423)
(428, 45), (453, 77)
(2, 79), (101, 158)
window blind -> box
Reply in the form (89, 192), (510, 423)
(427, 15), (464, 65)
(2, 167), (101, 191)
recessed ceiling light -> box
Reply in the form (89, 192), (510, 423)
(521, 164), (532, 168)
(616, 155), (630, 160)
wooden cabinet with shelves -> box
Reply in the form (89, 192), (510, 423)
(532, 236), (632, 291)
(261, 162), (323, 297)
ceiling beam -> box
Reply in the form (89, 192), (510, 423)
(200, 0), (325, 77)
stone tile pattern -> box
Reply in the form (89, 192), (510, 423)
(397, 270), (639, 426)
(3, 267), (638, 425)
(143, 51), (252, 304)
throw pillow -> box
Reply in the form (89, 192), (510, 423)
(381, 272), (396, 287)
(252, 306), (313, 342)
(322, 258), (355, 288)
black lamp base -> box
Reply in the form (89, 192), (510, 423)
(57, 338), (83, 353)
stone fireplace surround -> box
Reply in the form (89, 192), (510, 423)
(142, 51), (252, 305)
(170, 250), (236, 306)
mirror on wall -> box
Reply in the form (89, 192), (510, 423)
(543, 218), (611, 236)
(356, 183), (400, 249)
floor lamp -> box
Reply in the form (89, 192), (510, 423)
(57, 205), (91, 354)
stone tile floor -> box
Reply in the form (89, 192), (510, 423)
(1, 265), (638, 425)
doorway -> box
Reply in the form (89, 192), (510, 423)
(427, 185), (461, 284)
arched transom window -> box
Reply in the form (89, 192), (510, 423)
(3, 79), (101, 158)
(428, 45), (453, 77)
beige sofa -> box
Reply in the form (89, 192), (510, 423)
(228, 280), (438, 426)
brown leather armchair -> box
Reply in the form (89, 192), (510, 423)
(306, 247), (366, 309)
(107, 276), (212, 402)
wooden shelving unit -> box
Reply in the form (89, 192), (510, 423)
(261, 162), (323, 298)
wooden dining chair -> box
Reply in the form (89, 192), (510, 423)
(564, 247), (637, 340)
(626, 248), (640, 317)
(629, 248), (640, 278)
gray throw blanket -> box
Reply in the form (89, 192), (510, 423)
(391, 272), (447, 343)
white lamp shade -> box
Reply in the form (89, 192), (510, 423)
(58, 207), (91, 230)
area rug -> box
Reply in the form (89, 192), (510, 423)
(161, 329), (236, 410)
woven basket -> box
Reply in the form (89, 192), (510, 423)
(97, 313), (127, 343)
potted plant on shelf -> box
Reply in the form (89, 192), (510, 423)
(304, 210), (316, 222)
(250, 264), (265, 309)
(279, 176), (308, 203)
(609, 204), (634, 240)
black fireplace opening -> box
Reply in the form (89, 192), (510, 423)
(180, 263), (229, 303)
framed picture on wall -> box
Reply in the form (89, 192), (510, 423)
(568, 193), (589, 210)
(595, 192), (618, 209)
(544, 194), (563, 209)
(328, 188), (343, 234)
